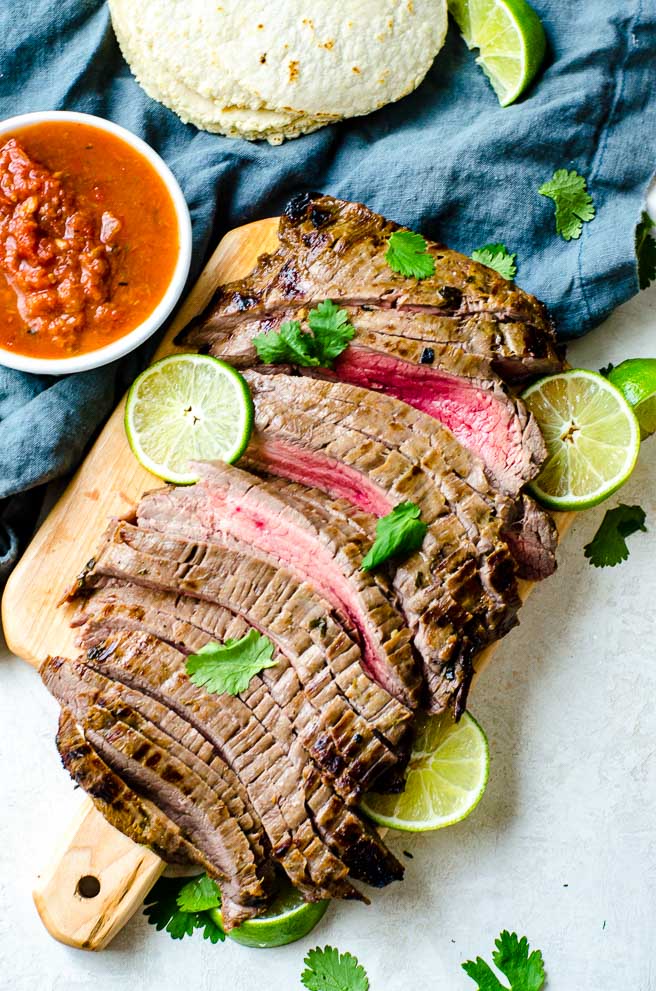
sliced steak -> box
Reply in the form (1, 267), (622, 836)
(42, 656), (271, 927)
(76, 629), (360, 902)
(74, 584), (404, 888)
(56, 705), (206, 868)
(197, 321), (549, 495)
(72, 520), (401, 796)
(244, 369), (556, 574)
(178, 193), (554, 336)
(55, 646), (270, 863)
(75, 585), (401, 801)
(237, 372), (534, 713)
(253, 474), (505, 715)
(136, 460), (420, 721)
(501, 494), (559, 582)
(189, 304), (563, 383)
(327, 347), (546, 495)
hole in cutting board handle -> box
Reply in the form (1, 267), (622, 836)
(77, 875), (101, 899)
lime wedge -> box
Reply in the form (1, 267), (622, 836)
(448, 0), (547, 106)
(125, 354), (253, 484)
(522, 369), (641, 511)
(211, 880), (328, 949)
(608, 358), (656, 440)
(360, 711), (489, 832)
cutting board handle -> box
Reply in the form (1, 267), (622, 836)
(33, 797), (164, 950)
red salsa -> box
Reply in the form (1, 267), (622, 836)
(0, 122), (180, 359)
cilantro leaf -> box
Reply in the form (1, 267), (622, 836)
(462, 959), (507, 991)
(186, 629), (277, 696)
(307, 300), (356, 365)
(144, 875), (225, 943)
(301, 945), (369, 991)
(385, 230), (436, 279)
(253, 319), (321, 367)
(177, 873), (222, 913)
(583, 504), (647, 567)
(462, 931), (546, 991)
(539, 169), (595, 241)
(253, 301), (355, 368)
(493, 932), (545, 991)
(471, 243), (517, 280)
(361, 502), (427, 571)
(198, 913), (226, 944)
(636, 210), (656, 290)
(144, 876), (202, 940)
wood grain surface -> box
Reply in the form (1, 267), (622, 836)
(1, 216), (572, 950)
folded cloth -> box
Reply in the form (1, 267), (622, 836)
(0, 0), (654, 578)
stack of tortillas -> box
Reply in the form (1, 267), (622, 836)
(109, 0), (449, 144)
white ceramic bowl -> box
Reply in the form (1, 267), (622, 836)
(0, 110), (193, 375)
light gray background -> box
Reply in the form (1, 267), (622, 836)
(1, 284), (654, 990)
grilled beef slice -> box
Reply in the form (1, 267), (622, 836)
(233, 372), (543, 713)
(186, 305), (563, 384)
(256, 473), (514, 715)
(243, 370), (557, 580)
(71, 520), (402, 797)
(198, 322), (548, 495)
(48, 651), (271, 856)
(177, 195), (559, 492)
(75, 585), (399, 798)
(56, 706), (210, 867)
(178, 193), (555, 338)
(74, 629), (361, 902)
(43, 657), (272, 927)
(136, 460), (420, 719)
(73, 585), (404, 888)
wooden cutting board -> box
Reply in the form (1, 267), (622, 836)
(1, 217), (571, 951)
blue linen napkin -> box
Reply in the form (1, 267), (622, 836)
(0, 0), (654, 579)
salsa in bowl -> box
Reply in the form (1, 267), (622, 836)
(0, 111), (192, 374)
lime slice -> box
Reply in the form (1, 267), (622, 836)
(125, 354), (253, 484)
(211, 880), (329, 949)
(522, 369), (641, 511)
(448, 0), (547, 106)
(608, 358), (656, 440)
(360, 711), (489, 832)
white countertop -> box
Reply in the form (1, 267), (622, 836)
(1, 282), (655, 991)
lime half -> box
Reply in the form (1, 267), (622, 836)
(448, 0), (547, 106)
(522, 369), (641, 511)
(212, 881), (328, 949)
(125, 354), (253, 484)
(608, 358), (656, 440)
(360, 711), (489, 832)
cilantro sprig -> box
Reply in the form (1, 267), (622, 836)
(462, 930), (546, 991)
(301, 945), (369, 991)
(253, 300), (355, 368)
(471, 243), (517, 280)
(186, 629), (278, 696)
(636, 210), (656, 290)
(143, 875), (224, 943)
(584, 504), (647, 568)
(539, 169), (595, 241)
(361, 502), (427, 571)
(177, 874), (223, 913)
(385, 230), (436, 279)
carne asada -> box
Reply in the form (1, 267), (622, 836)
(178, 194), (556, 333)
(178, 195), (561, 491)
(41, 193), (564, 928)
(136, 460), (420, 717)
